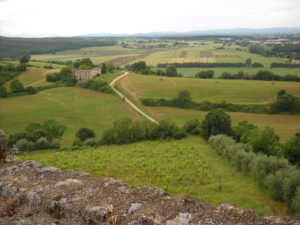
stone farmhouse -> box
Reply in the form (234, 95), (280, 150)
(72, 67), (101, 80)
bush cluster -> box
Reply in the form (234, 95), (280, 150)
(209, 134), (300, 216)
(46, 67), (76, 86)
(73, 119), (187, 147)
(8, 120), (66, 151)
(79, 79), (113, 94)
(125, 61), (181, 77)
(0, 63), (26, 86)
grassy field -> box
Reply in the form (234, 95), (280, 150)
(19, 136), (286, 216)
(4, 67), (56, 89)
(144, 107), (300, 141)
(121, 73), (300, 104)
(0, 87), (141, 146)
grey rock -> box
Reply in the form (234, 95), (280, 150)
(84, 205), (111, 222)
(128, 203), (143, 213)
(2, 185), (17, 198)
(21, 160), (43, 169)
(27, 190), (43, 209)
(38, 166), (60, 173)
(55, 179), (83, 188)
(166, 213), (191, 225)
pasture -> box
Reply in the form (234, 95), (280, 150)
(0, 87), (141, 145)
(120, 73), (300, 104)
(19, 136), (286, 216)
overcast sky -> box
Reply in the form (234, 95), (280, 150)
(0, 0), (299, 37)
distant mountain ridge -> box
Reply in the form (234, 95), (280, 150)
(84, 27), (300, 37)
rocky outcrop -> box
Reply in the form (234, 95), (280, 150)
(0, 157), (299, 225)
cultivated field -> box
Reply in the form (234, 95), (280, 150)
(29, 41), (300, 76)
(0, 87), (141, 145)
(20, 136), (286, 216)
(120, 73), (300, 104)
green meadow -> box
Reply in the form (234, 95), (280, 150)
(0, 87), (141, 146)
(121, 73), (300, 104)
(19, 136), (287, 216)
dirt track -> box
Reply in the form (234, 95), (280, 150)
(109, 72), (158, 124)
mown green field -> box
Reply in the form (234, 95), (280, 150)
(121, 73), (300, 104)
(0, 87), (141, 146)
(144, 107), (300, 141)
(4, 67), (56, 89)
(19, 136), (286, 216)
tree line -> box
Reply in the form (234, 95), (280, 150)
(142, 90), (300, 114)
(0, 36), (116, 59)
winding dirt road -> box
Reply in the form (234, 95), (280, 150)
(109, 72), (158, 124)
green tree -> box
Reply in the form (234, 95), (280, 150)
(76, 128), (95, 142)
(10, 79), (25, 93)
(284, 136), (300, 165)
(0, 86), (8, 97)
(79, 58), (93, 66)
(274, 94), (297, 112)
(101, 63), (107, 74)
(245, 58), (252, 67)
(165, 65), (178, 77)
(202, 108), (232, 139)
(233, 120), (257, 142)
(131, 61), (147, 71)
(172, 90), (192, 108)
(106, 63), (115, 73)
(244, 127), (280, 155)
(19, 55), (31, 64)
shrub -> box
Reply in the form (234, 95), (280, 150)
(16, 139), (34, 151)
(73, 138), (83, 147)
(265, 168), (292, 201)
(34, 137), (50, 149)
(25, 86), (37, 94)
(84, 138), (96, 146)
(76, 128), (96, 142)
(0, 86), (8, 97)
(10, 79), (24, 93)
(243, 127), (280, 155)
(284, 136), (300, 165)
(273, 94), (297, 113)
(283, 170), (300, 210)
(291, 187), (300, 218)
(184, 119), (202, 135)
(195, 70), (214, 78)
(250, 154), (289, 180)
(233, 120), (257, 142)
(49, 138), (60, 149)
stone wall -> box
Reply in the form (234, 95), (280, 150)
(0, 158), (299, 225)
(73, 67), (101, 80)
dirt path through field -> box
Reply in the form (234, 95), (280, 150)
(110, 72), (158, 124)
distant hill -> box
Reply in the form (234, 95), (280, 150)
(85, 27), (300, 37)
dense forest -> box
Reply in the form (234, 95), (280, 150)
(0, 37), (117, 59)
